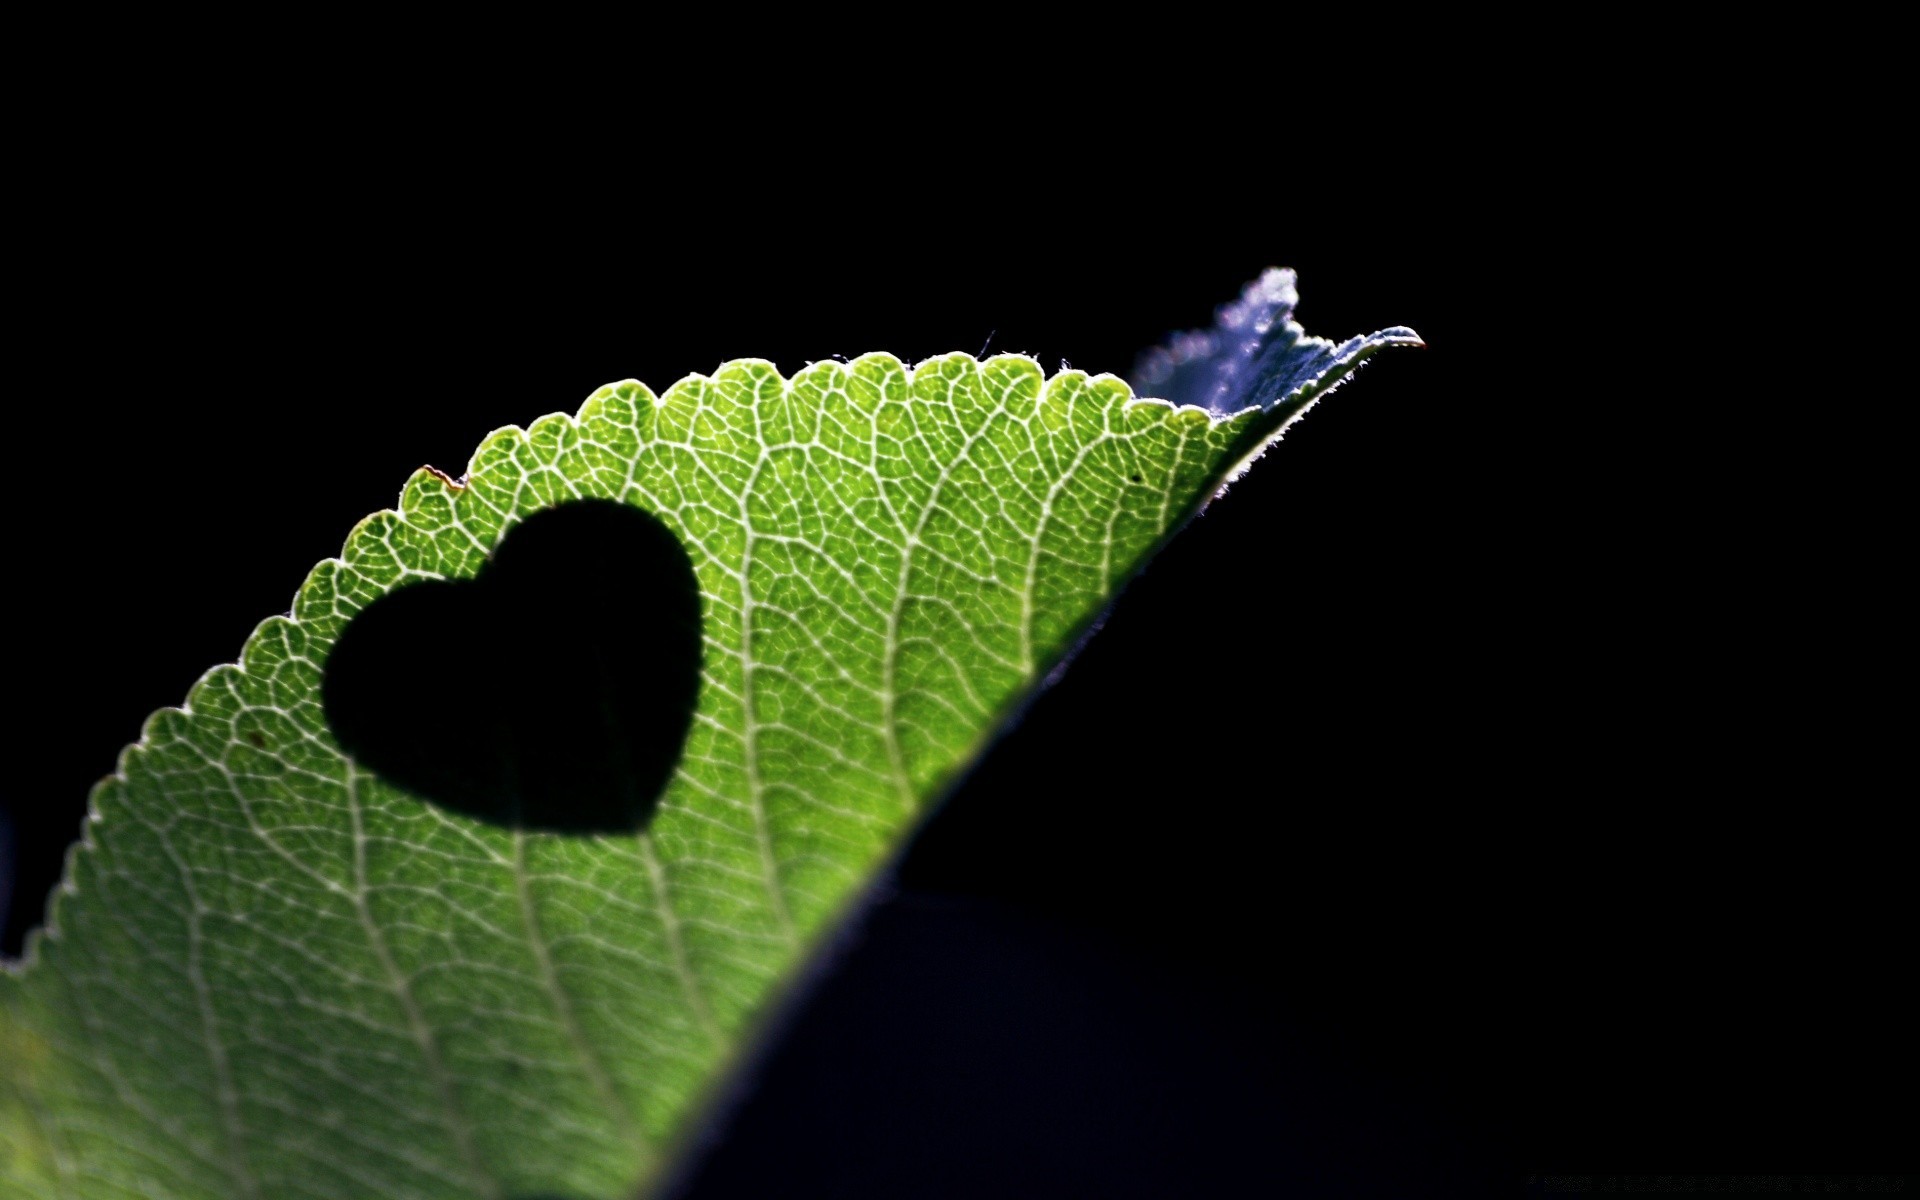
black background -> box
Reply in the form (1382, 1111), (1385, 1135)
(4, 81), (1908, 1198)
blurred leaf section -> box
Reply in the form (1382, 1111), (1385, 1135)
(1134, 267), (1420, 414)
(1, 278), (1413, 1199)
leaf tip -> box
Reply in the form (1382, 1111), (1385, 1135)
(1370, 324), (1425, 349)
(1130, 268), (1416, 417)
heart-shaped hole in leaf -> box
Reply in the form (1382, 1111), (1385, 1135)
(322, 498), (701, 834)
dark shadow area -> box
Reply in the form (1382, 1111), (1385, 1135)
(321, 499), (701, 834)
(674, 894), (1507, 1199)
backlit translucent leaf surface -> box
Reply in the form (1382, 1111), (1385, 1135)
(2, 272), (1416, 1199)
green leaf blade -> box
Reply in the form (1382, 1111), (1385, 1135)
(5, 294), (1413, 1199)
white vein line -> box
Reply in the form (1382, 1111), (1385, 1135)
(150, 822), (259, 1200)
(510, 829), (650, 1160)
(878, 368), (1009, 807)
(736, 376), (800, 945)
(344, 762), (499, 1200)
(35, 1120), (76, 1199)
(57, 954), (230, 1185)
(637, 832), (723, 1047)
(1019, 411), (1121, 673)
(21, 1047), (79, 1200)
(1153, 420), (1192, 537)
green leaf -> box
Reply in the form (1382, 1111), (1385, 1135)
(2, 270), (1416, 1199)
